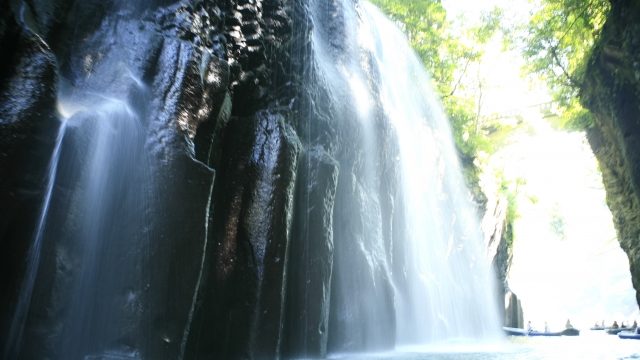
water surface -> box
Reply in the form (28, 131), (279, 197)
(328, 332), (640, 359)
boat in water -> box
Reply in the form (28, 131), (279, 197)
(503, 327), (580, 337)
(617, 330), (640, 339)
(606, 328), (634, 335)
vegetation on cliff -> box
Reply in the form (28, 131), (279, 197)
(520, 0), (610, 130)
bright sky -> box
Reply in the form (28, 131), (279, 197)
(492, 118), (639, 330)
(442, 0), (639, 330)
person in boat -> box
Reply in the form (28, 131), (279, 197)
(527, 321), (533, 333)
(612, 321), (619, 329)
(633, 320), (638, 329)
(544, 321), (549, 332)
(565, 319), (573, 329)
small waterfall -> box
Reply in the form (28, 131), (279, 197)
(54, 98), (149, 359)
(5, 91), (151, 358)
(309, 0), (502, 352)
(4, 121), (67, 360)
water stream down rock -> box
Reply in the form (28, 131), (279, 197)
(0, 0), (506, 359)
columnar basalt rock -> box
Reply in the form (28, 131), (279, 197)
(0, 0), (298, 358)
(283, 147), (339, 358)
(582, 0), (640, 307)
(188, 112), (301, 359)
(1, 0), (520, 359)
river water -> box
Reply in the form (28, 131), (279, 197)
(327, 332), (640, 359)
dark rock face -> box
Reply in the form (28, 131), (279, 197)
(1, 0), (300, 358)
(0, 10), (59, 348)
(504, 291), (524, 329)
(1, 0), (502, 359)
(0, 0), (411, 357)
(581, 0), (640, 307)
(188, 111), (301, 359)
(283, 147), (339, 358)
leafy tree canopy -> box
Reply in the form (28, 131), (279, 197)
(520, 0), (610, 130)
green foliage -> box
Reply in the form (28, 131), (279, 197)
(544, 97), (594, 130)
(472, 7), (505, 44)
(475, 115), (523, 155)
(446, 96), (477, 155)
(521, 0), (609, 131)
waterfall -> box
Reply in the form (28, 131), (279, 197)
(5, 91), (151, 358)
(365, 3), (501, 344)
(4, 121), (67, 360)
(3, 0), (502, 358)
(52, 97), (150, 359)
(309, 0), (502, 352)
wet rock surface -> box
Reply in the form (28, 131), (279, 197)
(0, 0), (264, 358)
(582, 0), (640, 307)
(186, 111), (301, 359)
(0, 11), (59, 345)
(283, 147), (339, 358)
(0, 0), (451, 357)
(1, 0), (530, 359)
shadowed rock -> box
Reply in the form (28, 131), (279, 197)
(0, 11), (59, 347)
(582, 0), (640, 308)
(284, 147), (339, 358)
(189, 111), (301, 359)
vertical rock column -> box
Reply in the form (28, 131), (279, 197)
(283, 147), (339, 358)
(143, 33), (229, 359)
(504, 291), (524, 329)
(190, 112), (301, 359)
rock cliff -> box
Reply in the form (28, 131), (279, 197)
(581, 0), (640, 307)
(1, 0), (507, 359)
(0, 0), (306, 358)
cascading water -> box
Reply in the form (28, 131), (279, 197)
(368, 5), (502, 345)
(3, 0), (503, 358)
(52, 97), (150, 359)
(5, 87), (151, 358)
(309, 0), (502, 353)
(362, 4), (501, 344)
(4, 121), (67, 360)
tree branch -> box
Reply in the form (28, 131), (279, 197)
(444, 57), (472, 98)
(549, 46), (582, 89)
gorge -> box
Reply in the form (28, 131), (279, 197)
(1, 0), (640, 359)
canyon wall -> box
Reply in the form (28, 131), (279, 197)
(582, 0), (640, 307)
